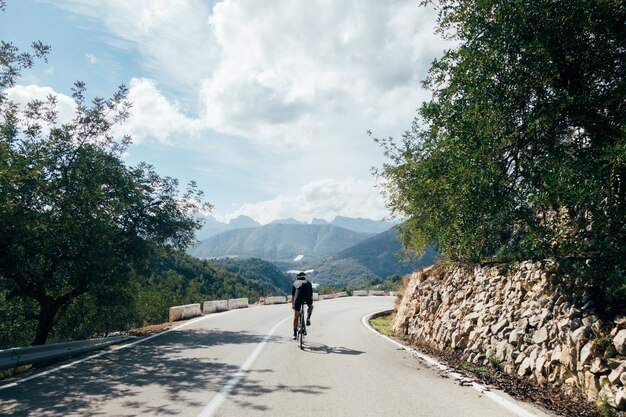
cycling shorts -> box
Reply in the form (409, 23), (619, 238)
(293, 297), (312, 311)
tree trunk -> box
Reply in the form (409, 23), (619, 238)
(32, 297), (61, 345)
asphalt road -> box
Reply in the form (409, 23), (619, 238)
(0, 297), (556, 417)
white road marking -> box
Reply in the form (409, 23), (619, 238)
(197, 316), (291, 417)
(0, 311), (230, 391)
(361, 311), (541, 417)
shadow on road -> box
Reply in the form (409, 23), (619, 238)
(302, 342), (365, 355)
(0, 327), (328, 416)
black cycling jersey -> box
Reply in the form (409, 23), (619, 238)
(292, 278), (313, 304)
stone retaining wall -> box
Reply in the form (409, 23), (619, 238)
(393, 262), (626, 410)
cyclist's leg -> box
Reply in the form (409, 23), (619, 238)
(293, 299), (302, 338)
(306, 302), (313, 325)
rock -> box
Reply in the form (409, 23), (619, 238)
(570, 326), (590, 345)
(590, 358), (610, 375)
(508, 329), (521, 346)
(608, 358), (624, 369)
(569, 306), (582, 319)
(532, 327), (549, 344)
(550, 345), (562, 364)
(614, 329), (626, 355)
(609, 363), (626, 385)
(559, 346), (576, 369)
(616, 388), (626, 411)
(518, 357), (533, 376)
(490, 319), (508, 335)
(557, 318), (570, 332)
(579, 341), (596, 368)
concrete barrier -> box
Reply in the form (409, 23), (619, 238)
(203, 300), (228, 314)
(388, 291), (399, 297)
(227, 298), (249, 309)
(353, 290), (368, 296)
(312, 293), (319, 301)
(368, 290), (385, 296)
(265, 296), (287, 305)
(335, 292), (349, 298)
(169, 303), (202, 322)
(287, 295), (293, 302)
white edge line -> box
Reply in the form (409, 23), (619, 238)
(361, 311), (540, 417)
(0, 310), (232, 391)
(197, 315), (291, 417)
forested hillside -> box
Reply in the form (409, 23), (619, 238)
(203, 257), (293, 295)
(335, 228), (439, 277)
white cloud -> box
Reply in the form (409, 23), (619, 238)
(226, 177), (388, 224)
(115, 78), (204, 143)
(42, 0), (450, 221)
(4, 84), (76, 125)
(85, 53), (97, 64)
(199, 0), (447, 146)
(48, 0), (218, 92)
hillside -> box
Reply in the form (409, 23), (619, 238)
(189, 223), (371, 261)
(335, 227), (439, 277)
(203, 257), (293, 295)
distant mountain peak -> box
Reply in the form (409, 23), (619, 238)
(228, 215), (260, 228)
(269, 217), (303, 225)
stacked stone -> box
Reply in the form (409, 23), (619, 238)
(392, 262), (626, 410)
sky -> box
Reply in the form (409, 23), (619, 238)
(1, 0), (450, 224)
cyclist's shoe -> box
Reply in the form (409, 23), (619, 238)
(306, 319), (311, 326)
(292, 330), (297, 340)
(303, 330), (307, 336)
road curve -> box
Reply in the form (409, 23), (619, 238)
(0, 297), (555, 417)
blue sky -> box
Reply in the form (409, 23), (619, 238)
(1, 0), (450, 224)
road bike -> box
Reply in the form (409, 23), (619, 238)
(297, 303), (306, 349)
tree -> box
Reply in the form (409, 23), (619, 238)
(375, 0), (625, 299)
(0, 17), (211, 344)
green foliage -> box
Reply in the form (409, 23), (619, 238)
(354, 274), (405, 292)
(375, 0), (626, 302)
(0, 250), (274, 349)
(205, 258), (293, 295)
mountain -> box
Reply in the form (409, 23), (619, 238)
(189, 223), (371, 261)
(334, 227), (439, 277)
(195, 214), (260, 240)
(273, 227), (439, 289)
(203, 258), (293, 295)
(228, 215), (261, 229)
(330, 216), (395, 234)
(195, 215), (394, 240)
(268, 218), (303, 225)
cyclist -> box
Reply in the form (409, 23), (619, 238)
(292, 271), (314, 340)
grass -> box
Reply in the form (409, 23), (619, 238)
(370, 313), (393, 336)
(0, 364), (32, 381)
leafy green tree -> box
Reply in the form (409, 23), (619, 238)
(0, 21), (210, 344)
(375, 0), (625, 299)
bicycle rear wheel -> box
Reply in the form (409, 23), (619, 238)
(299, 305), (305, 349)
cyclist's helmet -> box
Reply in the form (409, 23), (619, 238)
(296, 272), (306, 279)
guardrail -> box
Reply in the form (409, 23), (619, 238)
(0, 335), (134, 371)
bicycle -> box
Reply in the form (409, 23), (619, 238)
(297, 303), (306, 349)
